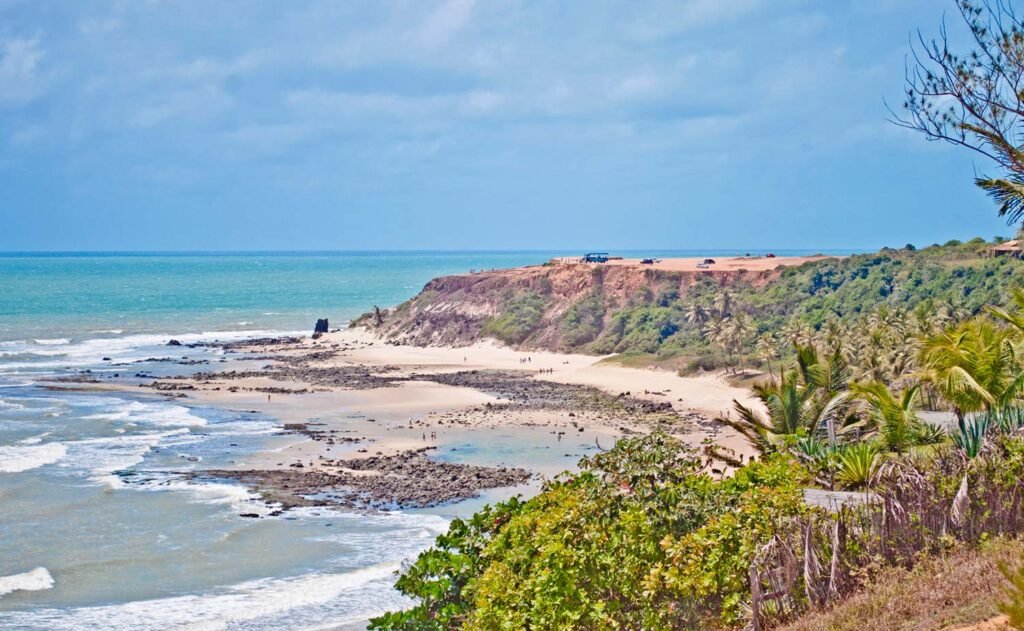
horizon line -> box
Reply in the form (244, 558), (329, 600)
(0, 246), (879, 256)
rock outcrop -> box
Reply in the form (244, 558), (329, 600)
(314, 318), (329, 334)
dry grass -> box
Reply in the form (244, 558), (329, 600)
(778, 538), (1023, 631)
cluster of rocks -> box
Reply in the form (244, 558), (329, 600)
(413, 370), (684, 425)
(197, 448), (531, 510)
(148, 381), (197, 391)
(281, 422), (364, 445)
(182, 364), (403, 390)
(215, 337), (304, 351)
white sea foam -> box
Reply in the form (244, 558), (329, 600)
(0, 512), (450, 628)
(18, 432), (52, 445)
(0, 564), (405, 630)
(0, 442), (67, 473)
(32, 338), (70, 346)
(60, 429), (191, 481)
(124, 474), (273, 514)
(83, 400), (208, 428)
(0, 567), (54, 598)
(0, 328), (306, 370)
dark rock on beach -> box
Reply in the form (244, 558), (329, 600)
(314, 318), (329, 334)
(197, 448), (531, 510)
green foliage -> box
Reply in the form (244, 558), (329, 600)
(850, 381), (923, 454)
(835, 441), (881, 490)
(913, 422), (947, 446)
(953, 416), (991, 459)
(543, 243), (1024, 364)
(592, 305), (682, 354)
(559, 293), (605, 347)
(374, 434), (811, 630)
(650, 460), (810, 626)
(368, 498), (527, 630)
(481, 292), (547, 345)
(718, 345), (851, 453)
(919, 318), (1022, 417)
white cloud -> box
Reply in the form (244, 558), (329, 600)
(462, 90), (503, 114)
(627, 0), (765, 41)
(285, 87), (503, 123)
(79, 16), (122, 36)
(129, 84), (233, 128)
(0, 38), (46, 106)
(613, 72), (663, 101)
(417, 0), (476, 47)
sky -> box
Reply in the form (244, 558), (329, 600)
(0, 0), (1015, 252)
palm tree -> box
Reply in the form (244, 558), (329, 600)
(918, 319), (1024, 420)
(713, 291), (733, 319)
(850, 381), (923, 454)
(755, 332), (779, 380)
(988, 287), (1024, 336)
(685, 302), (709, 337)
(782, 320), (814, 348)
(718, 346), (850, 452)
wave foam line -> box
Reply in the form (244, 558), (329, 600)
(0, 567), (54, 598)
(0, 442), (66, 473)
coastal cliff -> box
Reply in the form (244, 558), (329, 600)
(355, 261), (784, 351)
(356, 242), (1024, 359)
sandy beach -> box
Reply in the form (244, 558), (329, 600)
(67, 328), (764, 511)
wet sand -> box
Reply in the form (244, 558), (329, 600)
(56, 329), (761, 512)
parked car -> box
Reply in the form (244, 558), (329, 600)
(640, 258), (655, 265)
(703, 258), (716, 265)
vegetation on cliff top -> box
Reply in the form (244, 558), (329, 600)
(453, 239), (1023, 372)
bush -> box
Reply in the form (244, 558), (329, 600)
(560, 293), (605, 347)
(370, 434), (812, 630)
(481, 292), (547, 345)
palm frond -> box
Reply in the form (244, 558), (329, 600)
(976, 175), (1024, 225)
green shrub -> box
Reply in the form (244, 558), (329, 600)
(481, 292), (547, 345)
(560, 293), (605, 347)
(371, 434), (811, 630)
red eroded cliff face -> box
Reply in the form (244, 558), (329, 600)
(356, 263), (783, 351)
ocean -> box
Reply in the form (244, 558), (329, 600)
(0, 250), (841, 629)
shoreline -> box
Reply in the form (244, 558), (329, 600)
(49, 328), (760, 514)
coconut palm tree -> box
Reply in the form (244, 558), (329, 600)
(713, 291), (733, 319)
(755, 332), (780, 380)
(718, 345), (851, 452)
(684, 302), (709, 337)
(988, 288), (1024, 337)
(918, 319), (1024, 420)
(850, 381), (923, 454)
(782, 319), (814, 348)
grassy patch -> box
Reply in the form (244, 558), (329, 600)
(779, 538), (1023, 631)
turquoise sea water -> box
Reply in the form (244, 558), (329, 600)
(0, 250), (846, 629)
(0, 249), (844, 343)
(0, 251), (574, 342)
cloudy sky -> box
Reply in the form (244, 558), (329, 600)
(0, 0), (1011, 251)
